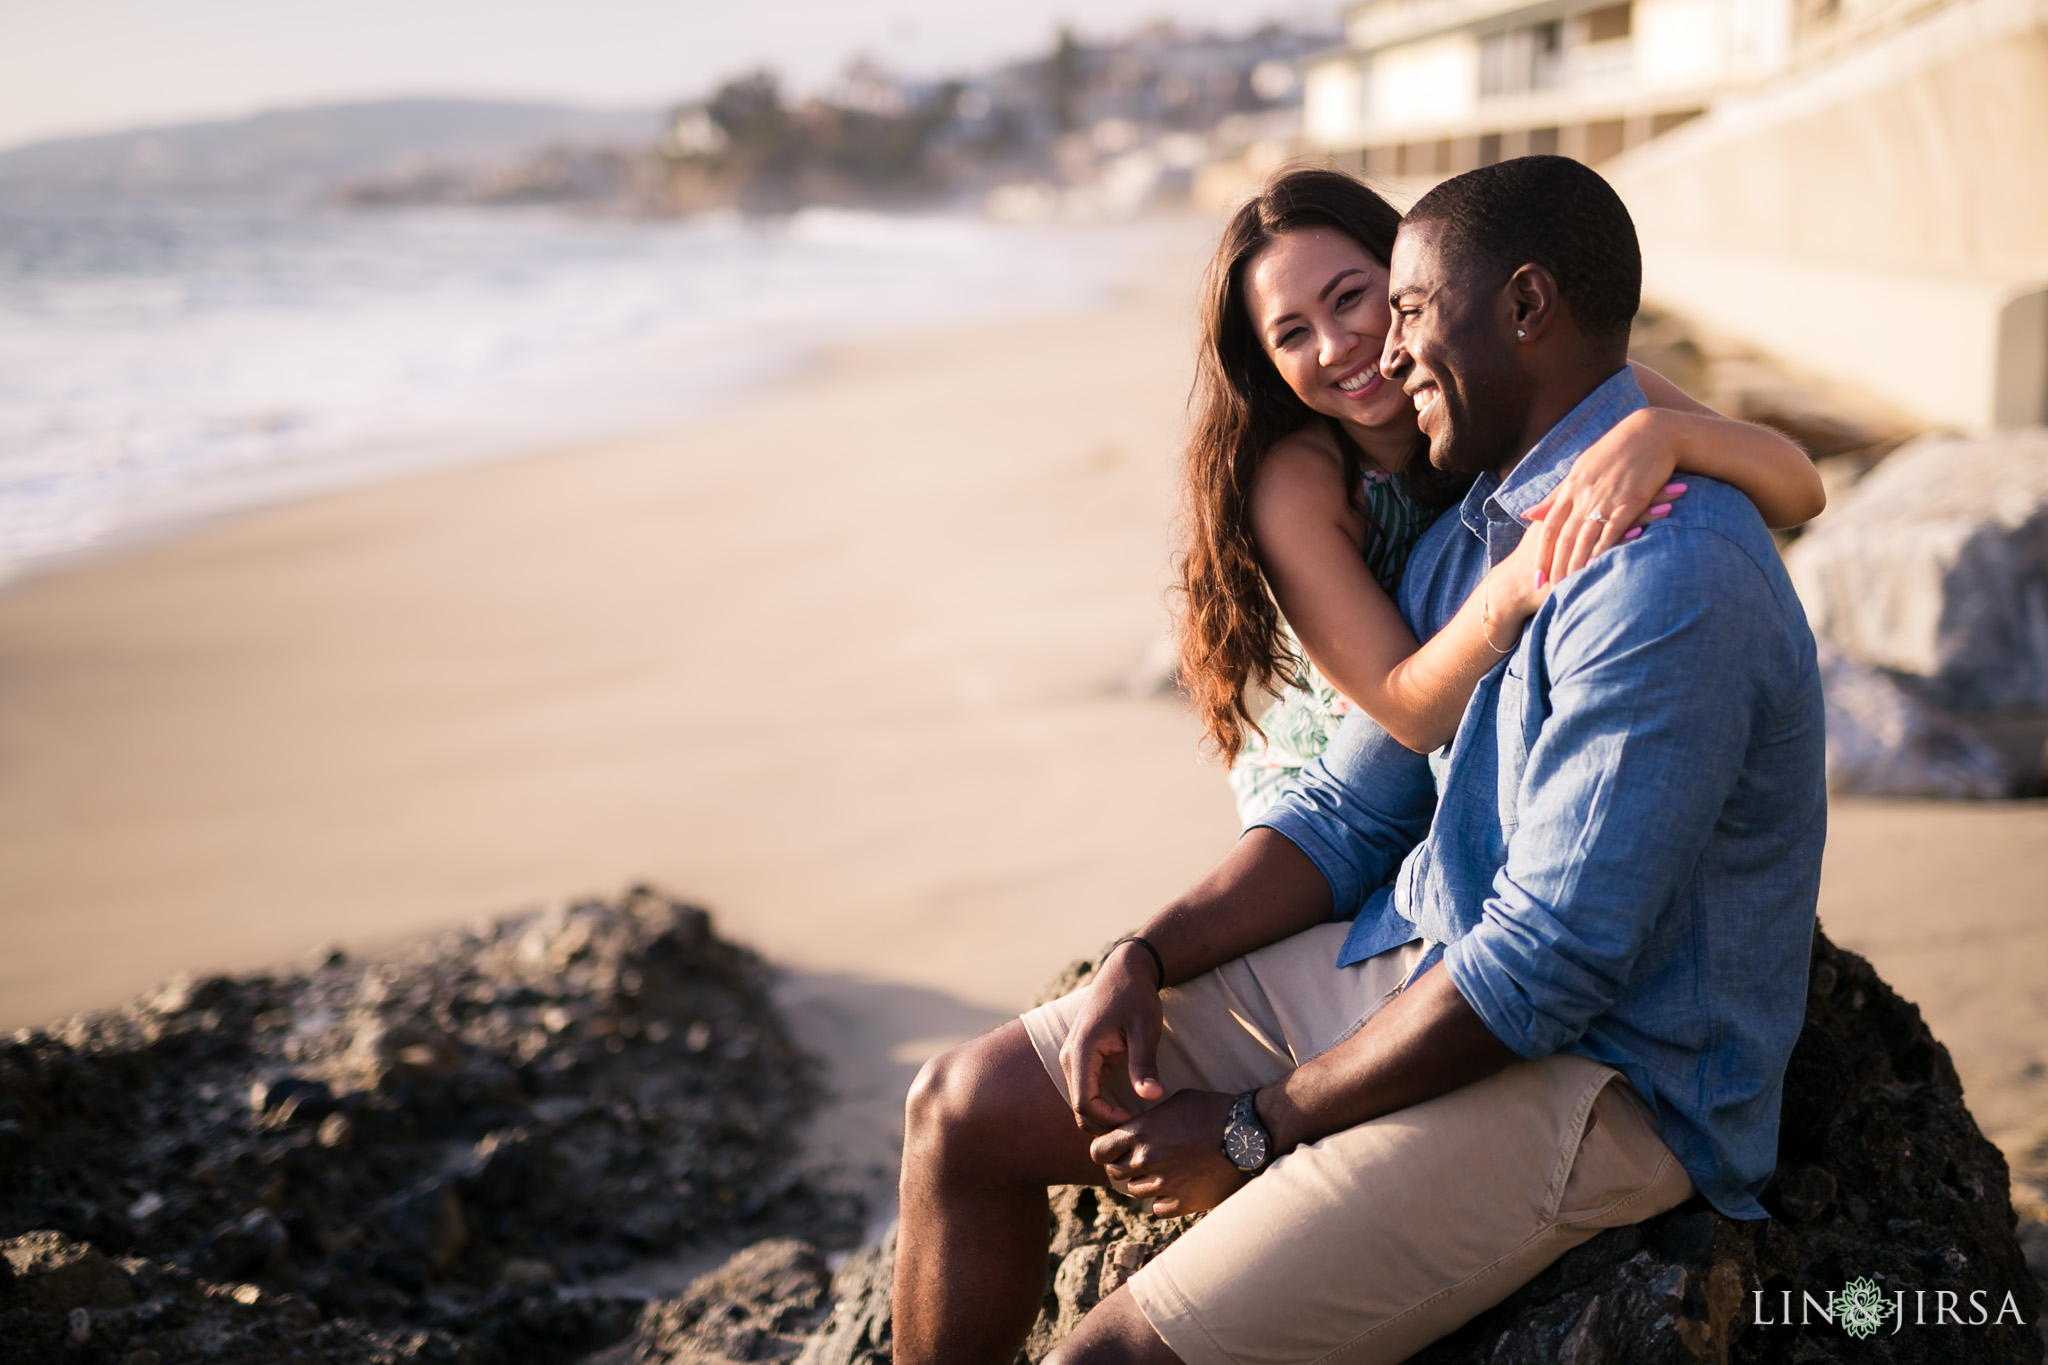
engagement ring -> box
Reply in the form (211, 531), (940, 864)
(1587, 510), (1611, 524)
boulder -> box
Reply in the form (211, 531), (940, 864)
(1786, 429), (2048, 796)
(795, 929), (2044, 1363)
(1814, 639), (2011, 800)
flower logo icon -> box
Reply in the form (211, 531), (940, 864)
(1833, 1276), (1897, 1339)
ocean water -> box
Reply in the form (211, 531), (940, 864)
(0, 199), (1148, 580)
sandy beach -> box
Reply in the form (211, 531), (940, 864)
(0, 221), (2043, 1215)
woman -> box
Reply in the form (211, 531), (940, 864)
(1177, 168), (1825, 824)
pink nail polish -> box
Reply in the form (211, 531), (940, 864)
(1624, 527), (1643, 540)
(1666, 482), (1688, 493)
(1649, 503), (1672, 516)
(1535, 570), (1548, 589)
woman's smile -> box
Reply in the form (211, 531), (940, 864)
(1332, 359), (1383, 400)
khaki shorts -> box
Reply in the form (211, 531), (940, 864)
(1021, 922), (1695, 1365)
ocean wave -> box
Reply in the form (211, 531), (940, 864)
(0, 202), (1143, 578)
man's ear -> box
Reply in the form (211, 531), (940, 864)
(1505, 264), (1562, 343)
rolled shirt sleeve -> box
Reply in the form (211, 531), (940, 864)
(1253, 709), (1437, 921)
(1444, 531), (1776, 1059)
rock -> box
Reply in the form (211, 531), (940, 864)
(459, 1126), (554, 1209)
(794, 1228), (895, 1365)
(150, 973), (237, 1017)
(0, 1119), (31, 1187)
(384, 1179), (468, 1273)
(621, 1200), (684, 1253)
(249, 1073), (326, 1116)
(316, 1110), (355, 1149)
(796, 929), (2043, 1364)
(584, 1237), (834, 1364)
(204, 1207), (288, 1278)
(1770, 1162), (1836, 1223)
(1786, 429), (2048, 795)
(0, 1229), (136, 1314)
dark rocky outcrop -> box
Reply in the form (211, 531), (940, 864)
(0, 887), (861, 1364)
(790, 926), (2044, 1363)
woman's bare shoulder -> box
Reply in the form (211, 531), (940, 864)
(1255, 424), (1348, 498)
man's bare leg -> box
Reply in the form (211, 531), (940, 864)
(1042, 1287), (1181, 1365)
(894, 1019), (1109, 1365)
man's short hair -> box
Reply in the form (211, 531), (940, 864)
(1406, 156), (1641, 341)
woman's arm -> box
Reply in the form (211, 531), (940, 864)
(1633, 362), (1825, 526)
(1530, 363), (1826, 582)
(1250, 436), (1549, 753)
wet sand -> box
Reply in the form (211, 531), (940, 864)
(0, 226), (2041, 1208)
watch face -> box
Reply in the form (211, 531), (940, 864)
(1225, 1119), (1269, 1171)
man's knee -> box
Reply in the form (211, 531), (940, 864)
(902, 1041), (974, 1151)
(903, 1022), (1029, 1159)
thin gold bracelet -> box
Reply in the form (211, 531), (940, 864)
(1481, 579), (1515, 654)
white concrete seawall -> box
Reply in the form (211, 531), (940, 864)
(1610, 0), (2048, 431)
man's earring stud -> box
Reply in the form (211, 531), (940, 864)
(1517, 329), (1527, 338)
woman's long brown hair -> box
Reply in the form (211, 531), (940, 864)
(1176, 167), (1454, 764)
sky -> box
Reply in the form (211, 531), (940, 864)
(0, 0), (1332, 152)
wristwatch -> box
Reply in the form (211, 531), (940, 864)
(1222, 1090), (1273, 1176)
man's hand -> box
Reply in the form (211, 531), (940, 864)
(1058, 941), (1167, 1131)
(1089, 1089), (1243, 1217)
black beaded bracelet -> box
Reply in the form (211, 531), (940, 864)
(1109, 935), (1166, 990)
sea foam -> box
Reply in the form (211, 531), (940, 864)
(0, 200), (1141, 580)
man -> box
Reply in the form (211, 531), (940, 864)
(894, 156), (1826, 1365)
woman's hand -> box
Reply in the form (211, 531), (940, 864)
(1089, 1089), (1245, 1217)
(1527, 407), (1689, 587)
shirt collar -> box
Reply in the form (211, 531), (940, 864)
(1456, 366), (1648, 551)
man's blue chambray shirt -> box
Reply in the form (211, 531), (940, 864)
(1255, 367), (1826, 1219)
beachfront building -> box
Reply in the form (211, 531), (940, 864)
(1302, 0), (1796, 174)
(1300, 0), (2048, 432)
